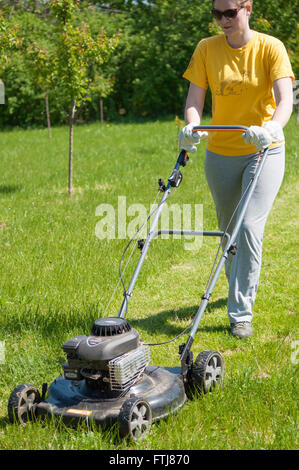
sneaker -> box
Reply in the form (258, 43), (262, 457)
(231, 321), (253, 339)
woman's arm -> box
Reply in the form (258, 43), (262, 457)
(184, 83), (207, 124)
(271, 77), (293, 128)
(178, 83), (208, 152)
(243, 77), (293, 150)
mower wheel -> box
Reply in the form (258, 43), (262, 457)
(8, 384), (41, 425)
(118, 398), (152, 440)
(188, 350), (224, 395)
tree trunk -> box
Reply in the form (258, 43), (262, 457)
(68, 100), (76, 196)
(100, 96), (104, 124)
(45, 91), (52, 139)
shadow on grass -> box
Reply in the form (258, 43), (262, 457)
(129, 297), (228, 339)
(0, 416), (9, 429)
(0, 297), (228, 343)
(0, 304), (97, 340)
(0, 184), (22, 194)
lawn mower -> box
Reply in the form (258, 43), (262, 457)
(8, 125), (269, 440)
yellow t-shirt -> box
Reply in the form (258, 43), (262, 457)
(183, 31), (295, 156)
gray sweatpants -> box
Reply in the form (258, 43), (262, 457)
(204, 145), (285, 324)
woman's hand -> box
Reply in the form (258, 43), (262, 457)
(178, 122), (208, 152)
(242, 121), (284, 151)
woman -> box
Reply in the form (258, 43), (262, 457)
(179, 0), (294, 338)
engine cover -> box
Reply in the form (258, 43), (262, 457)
(62, 318), (140, 375)
(77, 329), (139, 363)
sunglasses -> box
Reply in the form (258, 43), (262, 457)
(211, 6), (244, 20)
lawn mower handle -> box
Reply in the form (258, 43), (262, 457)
(192, 124), (249, 133)
(173, 125), (250, 178)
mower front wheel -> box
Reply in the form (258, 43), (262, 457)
(8, 384), (41, 425)
(118, 398), (152, 441)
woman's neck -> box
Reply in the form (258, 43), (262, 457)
(226, 28), (253, 49)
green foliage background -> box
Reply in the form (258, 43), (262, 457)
(0, 0), (298, 127)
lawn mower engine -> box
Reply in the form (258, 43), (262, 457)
(18, 316), (187, 438)
(62, 317), (151, 394)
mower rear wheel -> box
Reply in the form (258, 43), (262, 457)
(8, 384), (41, 425)
(189, 350), (224, 395)
(119, 398), (152, 440)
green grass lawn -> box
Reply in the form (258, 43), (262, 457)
(0, 115), (298, 450)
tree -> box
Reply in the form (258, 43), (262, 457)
(48, 0), (118, 195)
(1, 2), (118, 192)
(0, 10), (65, 128)
(25, 43), (55, 138)
(0, 12), (22, 60)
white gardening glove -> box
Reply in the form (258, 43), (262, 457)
(178, 122), (208, 153)
(263, 121), (284, 143)
(242, 122), (284, 151)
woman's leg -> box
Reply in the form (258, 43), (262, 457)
(228, 145), (285, 325)
(204, 146), (285, 332)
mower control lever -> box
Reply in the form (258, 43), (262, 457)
(168, 169), (183, 188)
(158, 178), (166, 192)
